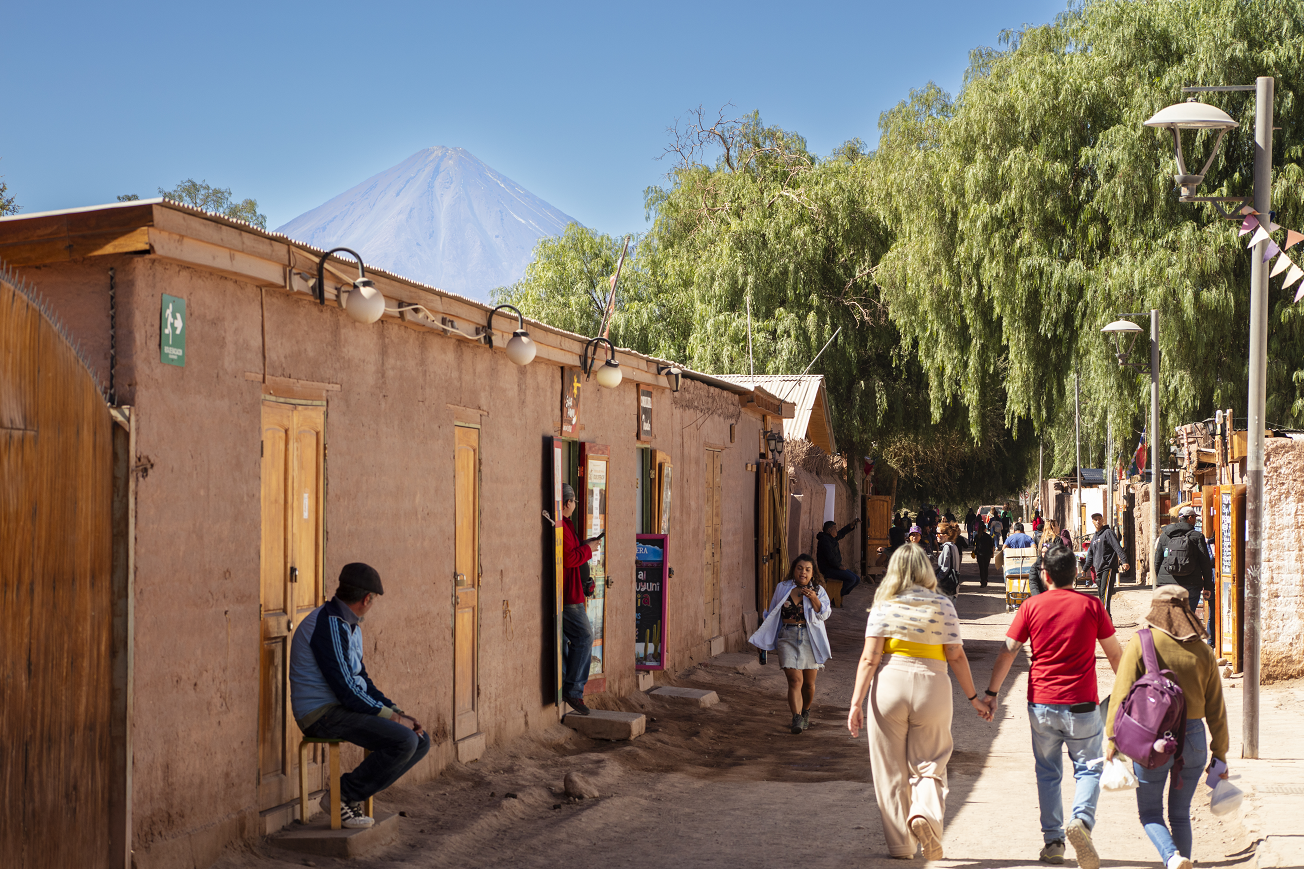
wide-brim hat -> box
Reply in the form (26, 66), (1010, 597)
(1145, 583), (1205, 641)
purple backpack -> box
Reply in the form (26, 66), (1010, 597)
(1113, 629), (1187, 772)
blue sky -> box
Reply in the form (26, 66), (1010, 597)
(3, 0), (1068, 235)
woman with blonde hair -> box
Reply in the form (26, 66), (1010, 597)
(848, 544), (990, 860)
(1029, 520), (1062, 596)
(750, 554), (832, 734)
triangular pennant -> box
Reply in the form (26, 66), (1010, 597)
(1287, 229), (1304, 251)
(1296, 283), (1304, 303)
(1240, 205), (1259, 216)
(1264, 240), (1282, 262)
(1271, 253), (1294, 278)
(1249, 226), (1273, 248)
(1285, 263), (1304, 289)
(1240, 214), (1260, 236)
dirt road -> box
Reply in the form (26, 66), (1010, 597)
(216, 558), (1256, 869)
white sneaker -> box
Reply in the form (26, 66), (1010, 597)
(1166, 855), (1193, 869)
(319, 792), (375, 828)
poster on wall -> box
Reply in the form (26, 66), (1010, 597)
(638, 388), (653, 441)
(657, 457), (673, 535)
(562, 368), (582, 435)
(635, 534), (669, 670)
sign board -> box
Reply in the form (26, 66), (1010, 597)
(160, 294), (186, 366)
(637, 388), (653, 441)
(1215, 484), (1245, 670)
(635, 534), (669, 670)
(561, 368), (581, 435)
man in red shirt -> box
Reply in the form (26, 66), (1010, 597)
(560, 484), (602, 715)
(983, 544), (1122, 869)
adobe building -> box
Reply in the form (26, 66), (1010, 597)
(0, 199), (797, 869)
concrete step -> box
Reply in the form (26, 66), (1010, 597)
(702, 652), (762, 675)
(650, 686), (719, 708)
(563, 709), (646, 740)
(271, 811), (399, 858)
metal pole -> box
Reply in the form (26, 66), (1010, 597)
(746, 293), (755, 376)
(1150, 309), (1160, 585)
(1107, 420), (1114, 531)
(1075, 370), (1083, 541)
(1038, 442), (1044, 520)
(1244, 75), (1273, 759)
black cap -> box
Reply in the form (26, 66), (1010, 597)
(339, 562), (384, 595)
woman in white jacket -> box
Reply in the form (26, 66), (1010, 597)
(749, 554), (832, 734)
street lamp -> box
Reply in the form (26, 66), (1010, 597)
(1101, 312), (1160, 590)
(581, 337), (622, 389)
(316, 247), (386, 325)
(1145, 78), (1274, 758)
(484, 304), (536, 366)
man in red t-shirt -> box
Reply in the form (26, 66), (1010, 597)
(983, 544), (1122, 869)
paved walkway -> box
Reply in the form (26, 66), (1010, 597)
(214, 556), (1297, 869)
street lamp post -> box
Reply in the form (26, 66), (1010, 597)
(1145, 78), (1274, 758)
(1102, 312), (1160, 585)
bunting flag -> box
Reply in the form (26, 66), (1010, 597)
(1249, 225), (1273, 247)
(1287, 229), (1304, 251)
(1263, 240), (1282, 262)
(1271, 253), (1294, 278)
(1240, 214), (1259, 236)
(1234, 213), (1304, 305)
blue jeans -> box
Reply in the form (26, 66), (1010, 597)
(562, 603), (593, 698)
(1135, 719), (1208, 863)
(823, 567), (860, 597)
(302, 705), (431, 803)
(1029, 703), (1104, 843)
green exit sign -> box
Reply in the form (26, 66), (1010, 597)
(161, 294), (186, 367)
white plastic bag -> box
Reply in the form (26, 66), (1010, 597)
(1100, 757), (1138, 791)
(1210, 778), (1244, 816)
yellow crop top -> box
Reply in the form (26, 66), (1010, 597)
(883, 638), (947, 660)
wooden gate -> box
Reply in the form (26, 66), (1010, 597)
(703, 448), (723, 638)
(756, 459), (787, 610)
(1, 265), (115, 868)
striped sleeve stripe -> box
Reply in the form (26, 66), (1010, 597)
(328, 616), (383, 709)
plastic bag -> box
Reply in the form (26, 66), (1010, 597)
(1210, 778), (1244, 816)
(1100, 757), (1139, 791)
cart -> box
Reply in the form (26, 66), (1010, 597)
(1003, 546), (1038, 612)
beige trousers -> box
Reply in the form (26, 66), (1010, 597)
(867, 654), (954, 857)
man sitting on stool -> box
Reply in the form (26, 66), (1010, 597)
(817, 518), (862, 596)
(290, 563), (430, 828)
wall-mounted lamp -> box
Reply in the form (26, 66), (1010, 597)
(485, 304), (536, 366)
(581, 336), (622, 389)
(316, 247), (385, 325)
(764, 430), (785, 460)
(656, 364), (682, 392)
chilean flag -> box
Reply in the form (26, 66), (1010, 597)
(1128, 428), (1147, 477)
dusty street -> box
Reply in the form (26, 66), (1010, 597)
(216, 558), (1263, 869)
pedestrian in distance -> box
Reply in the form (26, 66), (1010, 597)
(1154, 505), (1214, 616)
(971, 522), (995, 587)
(1087, 512), (1131, 614)
(848, 544), (991, 861)
(1029, 520), (1063, 597)
(750, 554), (832, 734)
(817, 517), (862, 597)
(1105, 585), (1229, 869)
(988, 513), (1005, 548)
(982, 544), (1123, 869)
(289, 563), (431, 828)
(560, 484), (604, 715)
(934, 522), (962, 598)
(1032, 511), (1045, 535)
(907, 524), (924, 546)
(1003, 522), (1035, 551)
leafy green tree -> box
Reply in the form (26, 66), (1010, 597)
(0, 181), (16, 216)
(116, 194), (140, 202)
(158, 179), (267, 229)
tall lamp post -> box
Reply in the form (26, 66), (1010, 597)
(1102, 313), (1160, 585)
(1144, 78), (1274, 758)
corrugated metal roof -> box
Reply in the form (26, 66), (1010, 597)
(715, 375), (836, 454)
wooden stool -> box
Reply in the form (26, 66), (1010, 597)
(298, 738), (374, 830)
(823, 579), (844, 608)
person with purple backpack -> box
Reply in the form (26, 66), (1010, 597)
(1104, 585), (1229, 869)
(981, 544), (1122, 868)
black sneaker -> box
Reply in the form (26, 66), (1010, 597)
(790, 714), (804, 734)
(566, 695), (591, 715)
(800, 710), (811, 731)
(320, 793), (374, 829)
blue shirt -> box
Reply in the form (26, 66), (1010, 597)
(1005, 532), (1035, 549)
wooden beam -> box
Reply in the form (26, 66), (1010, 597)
(147, 228), (285, 287)
(152, 205), (287, 264)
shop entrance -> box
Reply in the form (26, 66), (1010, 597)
(258, 399), (325, 811)
(579, 442), (610, 693)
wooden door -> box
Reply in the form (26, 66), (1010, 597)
(259, 401), (325, 810)
(863, 494), (892, 572)
(703, 448), (723, 637)
(654, 450), (673, 535)
(580, 443), (610, 691)
(755, 458), (787, 611)
(454, 425), (481, 739)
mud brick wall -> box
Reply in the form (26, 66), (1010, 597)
(1262, 437), (1304, 681)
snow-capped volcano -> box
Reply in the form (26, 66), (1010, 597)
(277, 147), (577, 300)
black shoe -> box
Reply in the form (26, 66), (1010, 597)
(799, 710), (811, 731)
(790, 714), (804, 734)
(565, 695), (591, 715)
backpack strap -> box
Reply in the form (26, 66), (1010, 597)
(1137, 628), (1160, 675)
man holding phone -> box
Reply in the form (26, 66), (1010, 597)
(289, 563), (430, 828)
(560, 484), (602, 715)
